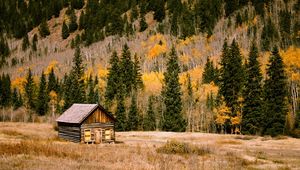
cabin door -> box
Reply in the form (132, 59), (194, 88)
(95, 129), (102, 144)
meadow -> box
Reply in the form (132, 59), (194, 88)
(0, 122), (299, 170)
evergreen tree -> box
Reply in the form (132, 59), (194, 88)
(70, 46), (85, 104)
(263, 47), (288, 136)
(170, 13), (178, 36)
(144, 96), (156, 131)
(79, 11), (86, 30)
(36, 72), (48, 115)
(71, 0), (84, 9)
(105, 51), (120, 106)
(39, 20), (50, 38)
(162, 47), (186, 132)
(242, 43), (263, 135)
(219, 40), (245, 116)
(139, 15), (148, 32)
(202, 57), (217, 84)
(12, 88), (22, 110)
(115, 94), (127, 131)
(22, 34), (30, 51)
(24, 69), (36, 110)
(47, 68), (58, 93)
(31, 34), (38, 51)
(119, 44), (134, 96)
(127, 93), (139, 131)
(132, 54), (144, 90)
(62, 21), (69, 39)
(93, 76), (100, 104)
(87, 75), (95, 103)
(68, 9), (78, 33)
(0, 74), (11, 107)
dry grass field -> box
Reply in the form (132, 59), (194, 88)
(0, 122), (300, 170)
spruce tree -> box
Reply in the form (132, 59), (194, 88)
(12, 88), (22, 110)
(133, 53), (144, 90)
(47, 68), (58, 93)
(70, 46), (85, 104)
(87, 75), (95, 103)
(22, 34), (30, 51)
(39, 20), (50, 38)
(162, 47), (186, 132)
(139, 15), (148, 32)
(119, 44), (134, 96)
(144, 96), (156, 131)
(127, 93), (139, 131)
(36, 72), (48, 115)
(24, 69), (36, 111)
(263, 47), (288, 136)
(62, 22), (69, 39)
(0, 74), (11, 107)
(93, 76), (100, 104)
(115, 93), (127, 131)
(105, 51), (120, 106)
(68, 9), (78, 33)
(219, 40), (245, 116)
(202, 57), (217, 84)
(242, 43), (263, 135)
(32, 34), (38, 52)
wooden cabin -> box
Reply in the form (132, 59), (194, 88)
(56, 104), (116, 143)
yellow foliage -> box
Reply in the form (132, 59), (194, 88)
(215, 104), (230, 125)
(45, 60), (58, 75)
(12, 77), (26, 94)
(179, 54), (190, 65)
(147, 42), (167, 60)
(191, 48), (202, 57)
(83, 67), (94, 82)
(281, 46), (300, 81)
(49, 91), (58, 104)
(142, 72), (163, 94)
(149, 33), (164, 43)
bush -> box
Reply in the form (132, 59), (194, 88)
(156, 140), (211, 155)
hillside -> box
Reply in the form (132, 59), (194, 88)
(0, 0), (300, 136)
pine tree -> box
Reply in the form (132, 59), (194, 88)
(132, 53), (144, 90)
(68, 9), (78, 33)
(127, 93), (139, 131)
(87, 75), (95, 103)
(39, 20), (50, 38)
(70, 46), (85, 103)
(144, 96), (156, 131)
(242, 43), (263, 135)
(262, 47), (288, 136)
(202, 57), (217, 84)
(32, 34), (38, 51)
(36, 72), (48, 116)
(219, 40), (245, 116)
(93, 76), (100, 104)
(0, 74), (11, 107)
(47, 68), (58, 93)
(24, 69), (36, 111)
(105, 51), (120, 106)
(12, 88), (22, 110)
(22, 34), (30, 51)
(115, 94), (127, 131)
(162, 47), (186, 132)
(119, 44), (134, 96)
(139, 15), (148, 32)
(62, 21), (69, 39)
(170, 13), (178, 36)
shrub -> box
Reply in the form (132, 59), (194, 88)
(156, 140), (211, 155)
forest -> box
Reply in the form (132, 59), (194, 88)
(0, 0), (300, 137)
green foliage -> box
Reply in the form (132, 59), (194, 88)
(115, 94), (127, 131)
(143, 96), (156, 131)
(139, 15), (148, 32)
(71, 0), (84, 10)
(105, 51), (120, 106)
(127, 93), (139, 131)
(62, 22), (69, 39)
(262, 47), (288, 136)
(242, 43), (263, 135)
(0, 36), (10, 68)
(156, 140), (211, 155)
(119, 44), (134, 96)
(202, 57), (217, 84)
(24, 69), (36, 111)
(36, 72), (48, 116)
(22, 34), (30, 51)
(31, 34), (38, 52)
(170, 14), (178, 36)
(219, 40), (245, 115)
(47, 68), (59, 93)
(279, 10), (292, 49)
(68, 8), (78, 33)
(162, 47), (186, 132)
(12, 88), (23, 110)
(261, 18), (279, 51)
(39, 20), (50, 38)
(0, 74), (11, 107)
(132, 54), (144, 90)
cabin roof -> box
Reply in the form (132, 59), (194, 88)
(56, 104), (114, 124)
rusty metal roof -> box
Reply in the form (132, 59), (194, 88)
(56, 104), (98, 124)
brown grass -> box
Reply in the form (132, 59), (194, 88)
(0, 122), (299, 170)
